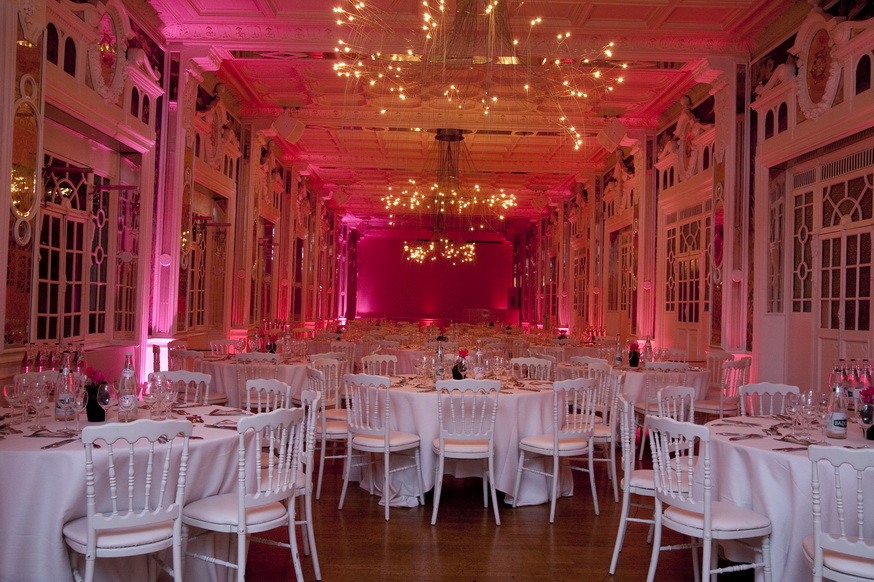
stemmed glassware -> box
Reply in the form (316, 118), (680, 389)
(117, 382), (140, 423)
(784, 392), (800, 436)
(141, 380), (160, 419)
(855, 398), (874, 447)
(27, 380), (50, 430)
(71, 387), (88, 433)
(3, 382), (24, 423)
(55, 379), (76, 435)
(95, 382), (116, 418)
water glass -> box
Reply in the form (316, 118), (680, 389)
(856, 400), (874, 446)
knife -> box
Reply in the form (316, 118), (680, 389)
(41, 438), (78, 449)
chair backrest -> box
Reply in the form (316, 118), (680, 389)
(161, 370), (213, 405)
(569, 356), (610, 367)
(361, 354), (398, 376)
(705, 350), (735, 390)
(531, 345), (565, 363)
(644, 361), (689, 371)
(298, 389), (321, 489)
(309, 351), (346, 364)
(660, 348), (688, 363)
(509, 356), (553, 380)
(343, 373), (392, 441)
(641, 368), (687, 403)
(167, 339), (188, 350)
(312, 358), (343, 409)
(657, 385), (697, 422)
(168, 349), (204, 372)
(370, 340), (400, 352)
(807, 445), (874, 571)
(210, 339), (239, 356)
(245, 378), (293, 413)
(330, 341), (357, 373)
(617, 394), (637, 481)
(592, 368), (624, 430)
(234, 352), (278, 401)
(647, 415), (711, 517)
(721, 358), (751, 400)
(80, 419), (192, 542)
(434, 379), (501, 447)
(738, 382), (800, 415)
(553, 378), (599, 442)
(236, 408), (306, 511)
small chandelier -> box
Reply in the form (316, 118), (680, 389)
(404, 239), (477, 264)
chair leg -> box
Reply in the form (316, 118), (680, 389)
(638, 413), (649, 461)
(316, 435), (327, 500)
(608, 488), (632, 574)
(338, 441), (353, 510)
(414, 448), (425, 506)
(588, 446), (600, 516)
(383, 451), (391, 521)
(609, 440), (619, 503)
(511, 450), (525, 508)
(304, 491), (322, 580)
(285, 508), (305, 582)
(488, 454), (501, 526)
(549, 455), (559, 523)
(431, 455), (445, 526)
(645, 504), (663, 582)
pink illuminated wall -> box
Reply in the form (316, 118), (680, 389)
(355, 236), (514, 323)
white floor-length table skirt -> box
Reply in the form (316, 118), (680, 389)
(201, 357), (310, 407)
(556, 364), (711, 402)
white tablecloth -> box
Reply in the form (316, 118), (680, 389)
(201, 358), (310, 407)
(704, 416), (873, 582)
(357, 378), (572, 508)
(0, 406), (250, 582)
(556, 365), (711, 402)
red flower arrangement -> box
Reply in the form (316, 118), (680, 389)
(458, 349), (469, 359)
(860, 387), (874, 404)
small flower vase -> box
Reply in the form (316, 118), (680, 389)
(628, 350), (640, 368)
(452, 357), (467, 380)
(85, 384), (105, 422)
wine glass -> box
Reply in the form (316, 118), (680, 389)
(784, 392), (800, 436)
(798, 390), (819, 438)
(71, 387), (88, 433)
(55, 380), (76, 435)
(95, 383), (116, 418)
(117, 383), (140, 423)
(855, 399), (874, 446)
(27, 380), (50, 431)
(141, 379), (161, 419)
(3, 383), (23, 423)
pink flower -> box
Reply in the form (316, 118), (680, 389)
(85, 366), (105, 385)
(861, 387), (874, 404)
(458, 349), (469, 358)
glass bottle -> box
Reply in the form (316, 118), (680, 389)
(642, 336), (654, 365)
(826, 375), (848, 439)
(613, 334), (623, 367)
(73, 344), (86, 374)
(55, 352), (76, 421)
(20, 343), (32, 374)
(33, 347), (44, 372)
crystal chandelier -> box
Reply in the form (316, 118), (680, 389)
(403, 238), (477, 265)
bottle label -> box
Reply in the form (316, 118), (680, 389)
(828, 412), (848, 437)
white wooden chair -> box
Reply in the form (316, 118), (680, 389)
(530, 345), (565, 364)
(704, 350), (734, 391)
(657, 385), (696, 423)
(431, 379), (502, 525)
(311, 357), (346, 421)
(330, 341), (357, 374)
(739, 382), (800, 416)
(308, 366), (348, 501)
(233, 352), (278, 405)
(244, 378), (293, 413)
(609, 394), (656, 574)
(803, 445), (874, 582)
(161, 370), (227, 407)
(183, 408), (307, 582)
(294, 390), (322, 580)
(635, 368), (687, 460)
(509, 356), (552, 381)
(591, 369), (624, 503)
(511, 377), (600, 522)
(569, 356), (610, 367)
(63, 419), (192, 582)
(168, 349), (204, 372)
(337, 374), (425, 521)
(360, 354), (398, 376)
(695, 357), (751, 419)
(209, 339), (238, 356)
(645, 415), (772, 582)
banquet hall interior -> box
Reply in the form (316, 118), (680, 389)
(1, 0), (873, 580)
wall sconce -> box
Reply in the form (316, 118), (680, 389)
(731, 269), (743, 283)
(642, 280), (652, 291)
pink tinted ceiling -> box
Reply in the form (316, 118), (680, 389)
(150, 0), (796, 233)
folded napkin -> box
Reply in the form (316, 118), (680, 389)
(208, 408), (248, 416)
(26, 428), (73, 438)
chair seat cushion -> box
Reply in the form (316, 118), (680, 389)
(63, 515), (174, 552)
(431, 438), (490, 455)
(593, 424), (613, 439)
(695, 398), (739, 413)
(519, 433), (588, 455)
(664, 501), (770, 535)
(801, 534), (874, 579)
(634, 402), (660, 415)
(325, 408), (347, 421)
(352, 431), (419, 452)
(625, 469), (655, 490)
(183, 493), (288, 527)
(318, 420), (348, 437)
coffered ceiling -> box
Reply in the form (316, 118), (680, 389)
(146, 0), (801, 232)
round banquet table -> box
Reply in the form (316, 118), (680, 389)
(556, 364), (711, 402)
(386, 348), (429, 375)
(702, 415), (874, 582)
(0, 405), (252, 582)
(201, 356), (310, 407)
(357, 377), (574, 508)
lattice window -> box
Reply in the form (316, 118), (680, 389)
(114, 186), (139, 336)
(768, 183), (785, 313)
(793, 191), (814, 313)
(665, 226), (677, 312)
(677, 220), (702, 323)
(185, 220), (207, 329)
(89, 180), (110, 334)
(821, 173), (873, 227)
(619, 229), (634, 313)
(572, 253), (588, 321)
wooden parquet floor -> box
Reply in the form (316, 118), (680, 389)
(243, 450), (757, 582)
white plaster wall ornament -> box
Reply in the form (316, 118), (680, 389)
(127, 47), (161, 84)
(10, 73), (42, 246)
(790, 7), (846, 121)
(82, 0), (130, 105)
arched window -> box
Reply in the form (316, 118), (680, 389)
(130, 87), (140, 117)
(702, 146), (710, 171)
(856, 54), (872, 94)
(765, 110), (775, 139)
(63, 37), (76, 76)
(142, 95), (150, 124)
(778, 103), (788, 133)
(46, 24), (59, 65)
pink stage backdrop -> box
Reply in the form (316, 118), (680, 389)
(356, 236), (514, 323)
